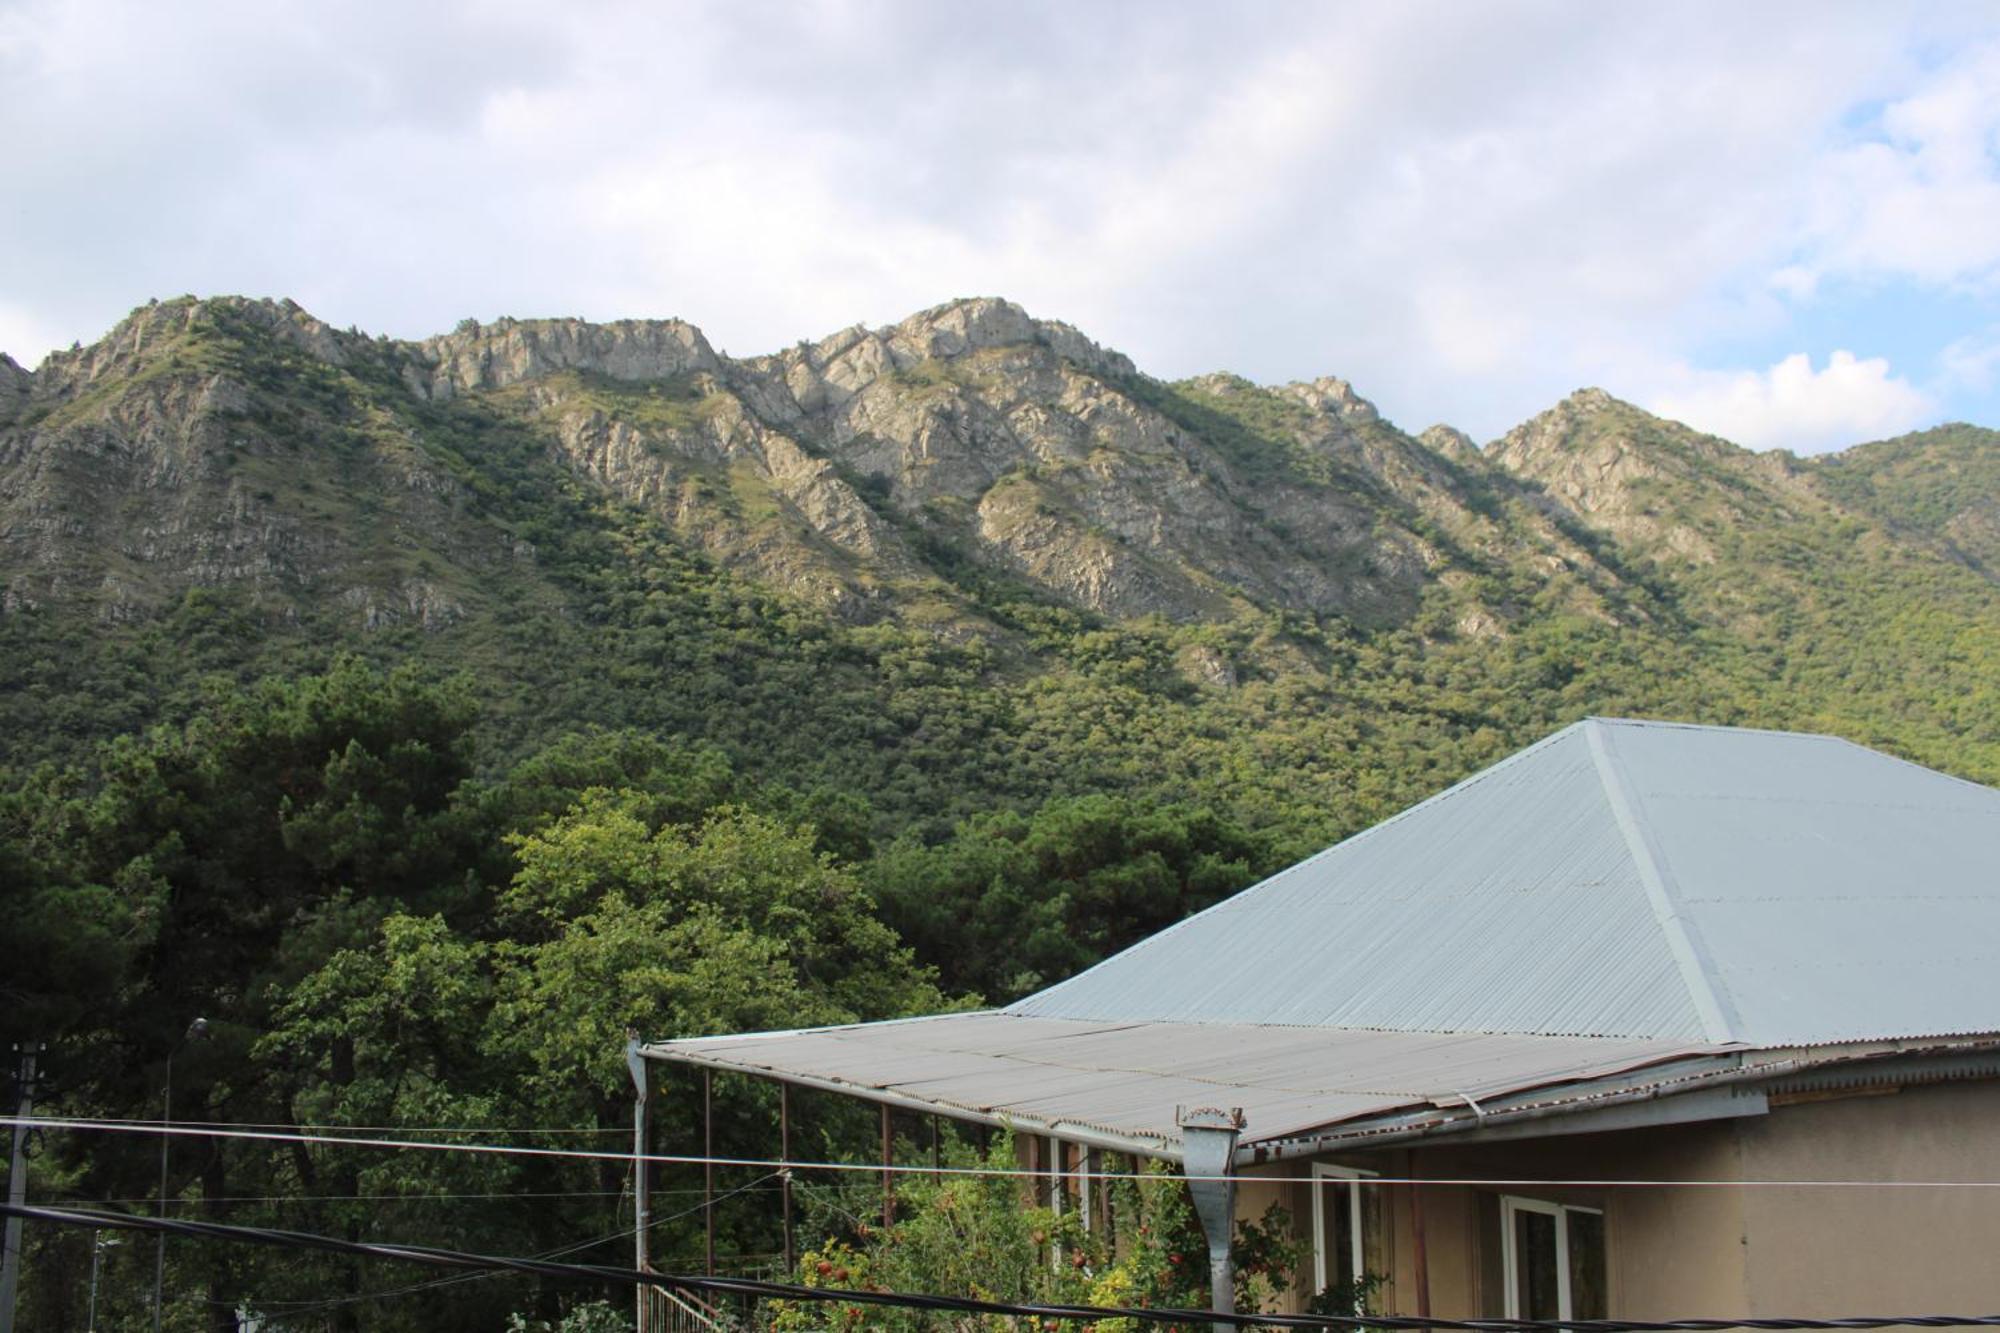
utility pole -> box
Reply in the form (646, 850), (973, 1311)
(1, 1040), (44, 1333)
(87, 1234), (119, 1333)
(153, 1018), (208, 1333)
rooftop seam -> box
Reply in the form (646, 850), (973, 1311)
(1584, 719), (1742, 1045)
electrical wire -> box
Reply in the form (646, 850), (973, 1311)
(61, 1114), (628, 1136)
(241, 1170), (787, 1319)
(59, 1187), (774, 1206)
(11, 1115), (2000, 1189)
(9, 1201), (2000, 1332)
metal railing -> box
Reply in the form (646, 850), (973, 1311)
(641, 1281), (733, 1333)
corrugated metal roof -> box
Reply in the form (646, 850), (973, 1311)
(645, 1012), (1710, 1152)
(1010, 719), (2000, 1046)
(646, 720), (2000, 1158)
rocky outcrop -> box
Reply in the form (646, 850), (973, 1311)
(0, 305), (537, 626)
(0, 356), (29, 430)
(1486, 389), (1729, 563)
(1278, 375), (1380, 424)
(414, 317), (720, 400)
(0, 294), (1718, 635)
(1418, 424), (1480, 463)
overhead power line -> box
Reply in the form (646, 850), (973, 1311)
(8, 1201), (2000, 1333)
(9, 1116), (2000, 1190)
(241, 1169), (786, 1320)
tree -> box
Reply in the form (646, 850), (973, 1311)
(867, 795), (1268, 1001)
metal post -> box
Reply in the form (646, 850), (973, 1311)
(930, 1115), (941, 1182)
(879, 1105), (894, 1229)
(86, 1233), (112, 1333)
(1411, 1151), (1431, 1322)
(703, 1069), (716, 1277)
(1, 1042), (41, 1333)
(152, 1019), (205, 1333)
(151, 1050), (172, 1333)
(1177, 1105), (1244, 1333)
(625, 1036), (651, 1333)
(779, 1083), (794, 1276)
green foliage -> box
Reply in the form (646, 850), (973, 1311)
(507, 1300), (635, 1333)
(867, 794), (1270, 1000)
(774, 1143), (1301, 1331)
(7, 301), (2000, 1329)
(1306, 1270), (1388, 1318)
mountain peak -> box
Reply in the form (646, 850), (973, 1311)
(415, 314), (720, 401)
(1561, 386), (1625, 413)
(0, 353), (30, 429)
(1417, 423), (1479, 462)
(878, 296), (1134, 378)
(1278, 375), (1381, 424)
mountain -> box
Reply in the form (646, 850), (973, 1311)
(0, 296), (1629, 632)
(3, 295), (1997, 839)
(1803, 423), (2000, 580)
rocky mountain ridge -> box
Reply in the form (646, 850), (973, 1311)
(2, 294), (1993, 644)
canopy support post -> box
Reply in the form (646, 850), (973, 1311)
(703, 1069), (715, 1276)
(879, 1104), (895, 1229)
(624, 1035), (651, 1333)
(780, 1081), (795, 1275)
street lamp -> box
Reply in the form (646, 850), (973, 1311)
(88, 1233), (119, 1333)
(152, 1018), (208, 1333)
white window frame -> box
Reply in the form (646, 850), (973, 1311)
(1310, 1163), (1378, 1294)
(1500, 1196), (1604, 1320)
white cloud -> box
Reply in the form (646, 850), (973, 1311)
(1791, 42), (2000, 288)
(1940, 328), (2000, 393)
(0, 0), (1994, 441)
(0, 303), (70, 369)
(1647, 351), (1936, 453)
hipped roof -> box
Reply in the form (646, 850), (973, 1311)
(645, 719), (2000, 1155)
(1014, 718), (2000, 1046)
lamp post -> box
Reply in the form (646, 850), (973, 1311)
(152, 1018), (209, 1333)
(87, 1233), (119, 1333)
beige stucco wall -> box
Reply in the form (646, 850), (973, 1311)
(1737, 1080), (2000, 1314)
(1405, 1118), (1752, 1319)
(1239, 1077), (2000, 1319)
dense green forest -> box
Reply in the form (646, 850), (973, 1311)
(3, 296), (1999, 1329)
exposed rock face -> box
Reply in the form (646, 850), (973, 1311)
(23, 293), (1956, 641)
(1418, 424), (1480, 463)
(416, 316), (720, 400)
(0, 356), (31, 430)
(1487, 388), (1730, 563)
(0, 298), (537, 625)
(1278, 375), (1380, 424)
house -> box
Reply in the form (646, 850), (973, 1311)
(639, 718), (2000, 1320)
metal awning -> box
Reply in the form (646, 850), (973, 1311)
(642, 1011), (1720, 1161)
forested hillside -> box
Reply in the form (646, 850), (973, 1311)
(2, 296), (1997, 1329)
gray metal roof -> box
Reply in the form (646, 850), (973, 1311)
(1011, 719), (2000, 1045)
(645, 1012), (1710, 1155)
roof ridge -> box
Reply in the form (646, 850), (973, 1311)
(1583, 720), (1741, 1043)
(1585, 716), (1844, 742)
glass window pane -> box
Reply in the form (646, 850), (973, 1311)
(1513, 1209), (1561, 1320)
(1360, 1178), (1388, 1280)
(1323, 1180), (1356, 1287)
(1567, 1210), (1607, 1320)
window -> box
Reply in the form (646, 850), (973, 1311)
(1311, 1164), (1386, 1302)
(1500, 1197), (1606, 1320)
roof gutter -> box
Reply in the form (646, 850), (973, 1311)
(1240, 1035), (2000, 1166)
(1242, 1053), (1752, 1164)
(640, 1044), (1184, 1163)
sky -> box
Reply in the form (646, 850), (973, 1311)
(4, 0), (1999, 453)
